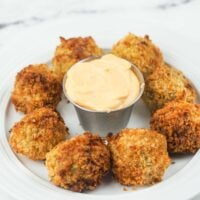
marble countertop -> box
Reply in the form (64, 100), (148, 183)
(0, 0), (200, 47)
(0, 0), (199, 199)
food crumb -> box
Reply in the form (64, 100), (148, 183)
(132, 187), (137, 191)
(123, 187), (128, 191)
(172, 161), (175, 164)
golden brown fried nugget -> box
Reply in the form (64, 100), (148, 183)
(52, 36), (103, 80)
(12, 64), (62, 114)
(9, 108), (68, 160)
(111, 33), (163, 78)
(143, 64), (196, 113)
(150, 101), (200, 153)
(45, 132), (110, 192)
(108, 129), (170, 186)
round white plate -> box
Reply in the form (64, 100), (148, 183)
(0, 16), (200, 200)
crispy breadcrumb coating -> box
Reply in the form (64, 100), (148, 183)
(9, 108), (68, 160)
(11, 64), (62, 114)
(111, 33), (163, 78)
(52, 36), (103, 80)
(150, 101), (200, 153)
(142, 63), (196, 113)
(108, 129), (170, 186)
(45, 132), (110, 192)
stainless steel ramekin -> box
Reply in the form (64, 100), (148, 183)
(63, 56), (145, 136)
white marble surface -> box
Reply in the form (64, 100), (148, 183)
(0, 0), (200, 47)
(0, 0), (200, 199)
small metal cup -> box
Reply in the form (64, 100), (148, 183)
(63, 56), (145, 136)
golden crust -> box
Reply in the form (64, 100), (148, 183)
(142, 63), (196, 113)
(45, 132), (110, 192)
(111, 33), (163, 78)
(108, 129), (170, 186)
(150, 101), (200, 153)
(9, 108), (68, 160)
(52, 36), (103, 80)
(11, 64), (62, 114)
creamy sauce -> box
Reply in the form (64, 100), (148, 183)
(65, 54), (140, 112)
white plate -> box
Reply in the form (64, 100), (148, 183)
(0, 16), (200, 200)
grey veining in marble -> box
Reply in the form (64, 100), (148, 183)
(0, 0), (197, 30)
(157, 0), (195, 9)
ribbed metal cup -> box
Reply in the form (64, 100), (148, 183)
(63, 56), (145, 136)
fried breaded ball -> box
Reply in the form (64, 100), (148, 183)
(108, 129), (170, 186)
(52, 36), (103, 80)
(142, 63), (196, 113)
(45, 132), (110, 192)
(9, 108), (68, 160)
(150, 101), (200, 153)
(11, 64), (62, 114)
(111, 33), (163, 78)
